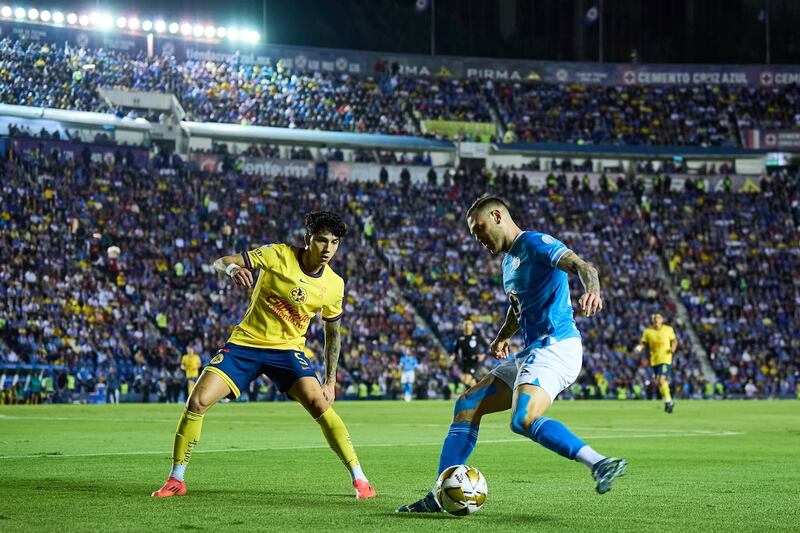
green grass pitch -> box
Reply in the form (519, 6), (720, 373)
(1, 400), (798, 532)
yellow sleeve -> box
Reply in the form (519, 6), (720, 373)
(639, 329), (650, 347)
(243, 243), (281, 271)
(668, 326), (676, 342)
(322, 280), (344, 322)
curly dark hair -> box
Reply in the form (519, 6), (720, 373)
(305, 211), (348, 237)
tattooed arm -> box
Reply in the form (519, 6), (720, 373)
(557, 251), (604, 317)
(321, 320), (342, 404)
(490, 305), (520, 360)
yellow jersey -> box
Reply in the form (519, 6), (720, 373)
(228, 243), (344, 351)
(180, 353), (202, 378)
(640, 325), (676, 366)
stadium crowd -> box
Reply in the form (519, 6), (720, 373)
(348, 173), (711, 401)
(1, 34), (798, 403)
(648, 171), (800, 398)
(1, 145), (797, 402)
(3, 37), (799, 146)
(0, 147), (446, 404)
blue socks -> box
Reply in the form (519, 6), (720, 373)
(437, 422), (480, 474)
(527, 416), (586, 460)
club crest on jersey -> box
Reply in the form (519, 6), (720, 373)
(511, 256), (521, 270)
(290, 286), (307, 305)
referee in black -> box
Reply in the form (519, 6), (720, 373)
(451, 320), (489, 386)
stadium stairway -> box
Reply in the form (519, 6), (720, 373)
(344, 203), (446, 353)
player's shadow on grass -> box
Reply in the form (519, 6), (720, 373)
(4, 476), (363, 504)
(390, 510), (557, 523)
(189, 487), (370, 505)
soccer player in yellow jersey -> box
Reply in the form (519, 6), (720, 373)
(634, 313), (678, 414)
(152, 211), (377, 499)
(180, 346), (202, 395)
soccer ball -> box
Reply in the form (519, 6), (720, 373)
(436, 464), (488, 516)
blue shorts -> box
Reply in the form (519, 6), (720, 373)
(205, 343), (317, 398)
(652, 363), (671, 378)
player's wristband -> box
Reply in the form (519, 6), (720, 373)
(225, 263), (241, 277)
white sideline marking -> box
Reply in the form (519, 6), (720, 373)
(0, 430), (744, 460)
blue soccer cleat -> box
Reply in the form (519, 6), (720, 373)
(395, 490), (443, 513)
(592, 457), (627, 494)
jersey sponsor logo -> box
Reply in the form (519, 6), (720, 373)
(210, 353), (224, 364)
(289, 286), (307, 304)
(266, 295), (312, 329)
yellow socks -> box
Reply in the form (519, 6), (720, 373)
(170, 409), (204, 481)
(659, 381), (673, 403)
(316, 407), (365, 480)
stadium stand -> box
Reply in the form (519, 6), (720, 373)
(2, 138), (795, 402)
(3, 37), (797, 146)
(1, 31), (798, 404)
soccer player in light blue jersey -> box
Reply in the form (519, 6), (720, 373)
(397, 196), (626, 513)
(399, 352), (419, 402)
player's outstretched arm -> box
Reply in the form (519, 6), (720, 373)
(212, 254), (254, 287)
(490, 306), (519, 359)
(557, 251), (603, 317)
(322, 320), (342, 405)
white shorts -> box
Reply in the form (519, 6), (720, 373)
(490, 337), (583, 402)
(401, 370), (415, 385)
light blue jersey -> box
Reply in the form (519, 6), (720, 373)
(400, 354), (418, 372)
(501, 231), (580, 351)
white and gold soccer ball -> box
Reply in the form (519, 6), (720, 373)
(436, 464), (488, 516)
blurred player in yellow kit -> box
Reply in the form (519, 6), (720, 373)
(180, 346), (202, 395)
(152, 211), (376, 499)
(635, 313), (678, 413)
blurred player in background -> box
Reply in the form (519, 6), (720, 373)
(452, 319), (489, 387)
(399, 351), (418, 402)
(635, 313), (678, 413)
(152, 211), (376, 500)
(180, 346), (202, 396)
(397, 196), (626, 513)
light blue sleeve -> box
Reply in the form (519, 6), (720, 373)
(527, 233), (572, 268)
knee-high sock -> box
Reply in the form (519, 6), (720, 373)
(316, 407), (361, 472)
(438, 422), (480, 474)
(659, 381), (672, 402)
(527, 417), (586, 460)
(170, 409), (204, 481)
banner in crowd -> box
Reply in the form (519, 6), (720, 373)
(10, 137), (150, 167)
(421, 120), (496, 143)
(160, 37), (800, 88)
(742, 129), (800, 150)
(188, 153), (317, 178)
(328, 161), (449, 184)
(3, 20), (800, 87)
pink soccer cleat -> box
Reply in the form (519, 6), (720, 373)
(151, 477), (187, 497)
(353, 479), (377, 499)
